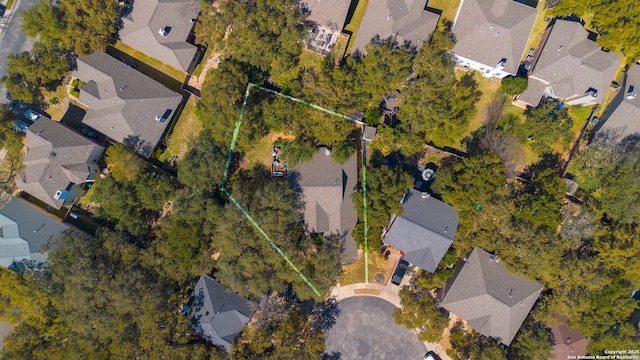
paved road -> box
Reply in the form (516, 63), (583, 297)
(325, 297), (427, 360)
(0, 0), (37, 103)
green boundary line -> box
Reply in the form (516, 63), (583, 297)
(220, 82), (371, 295)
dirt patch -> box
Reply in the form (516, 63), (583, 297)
(354, 288), (382, 296)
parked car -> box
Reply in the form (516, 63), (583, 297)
(391, 260), (409, 285)
(424, 351), (442, 360)
(81, 128), (99, 140)
(24, 110), (41, 122)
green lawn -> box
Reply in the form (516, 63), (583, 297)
(108, 42), (186, 91)
(427, 0), (460, 24)
(344, 0), (370, 54)
(156, 97), (203, 163)
(6, 0), (16, 9)
(522, 1), (550, 62)
(454, 71), (502, 149)
(340, 252), (391, 286)
(271, 50), (324, 86)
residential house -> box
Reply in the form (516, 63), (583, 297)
(520, 20), (621, 107)
(289, 147), (358, 264)
(303, 0), (352, 54)
(597, 63), (640, 140)
(452, 0), (537, 78)
(15, 117), (104, 210)
(74, 51), (183, 158)
(119, 0), (200, 72)
(440, 247), (544, 345)
(351, 0), (440, 54)
(0, 193), (68, 268)
(549, 315), (588, 359)
(383, 190), (458, 273)
(188, 275), (256, 352)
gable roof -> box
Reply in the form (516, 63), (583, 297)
(0, 193), (68, 268)
(352, 0), (440, 54)
(289, 147), (359, 263)
(119, 0), (200, 71)
(74, 51), (182, 158)
(303, 0), (352, 31)
(529, 20), (620, 103)
(452, 0), (537, 75)
(15, 118), (104, 209)
(189, 275), (256, 351)
(599, 63), (640, 140)
(440, 247), (543, 345)
(384, 190), (458, 272)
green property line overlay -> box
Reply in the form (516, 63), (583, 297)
(220, 82), (371, 295)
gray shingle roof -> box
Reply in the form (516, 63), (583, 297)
(189, 275), (256, 352)
(599, 63), (640, 140)
(384, 190), (458, 272)
(289, 147), (359, 264)
(15, 118), (104, 209)
(440, 247), (543, 345)
(303, 0), (352, 31)
(0, 193), (68, 267)
(352, 0), (440, 54)
(74, 51), (182, 157)
(119, 0), (200, 71)
(452, 0), (537, 75)
(529, 20), (621, 103)
(516, 77), (547, 107)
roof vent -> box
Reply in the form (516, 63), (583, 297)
(158, 26), (170, 37)
(627, 85), (637, 99)
(489, 254), (500, 263)
(421, 192), (430, 199)
(509, 289), (513, 298)
(190, 18), (196, 24)
(324, 148), (331, 156)
(557, 45), (564, 51)
(50, 152), (56, 157)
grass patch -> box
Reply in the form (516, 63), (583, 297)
(343, 0), (370, 55)
(454, 71), (502, 150)
(428, 0), (461, 23)
(522, 2), (550, 62)
(192, 46), (214, 78)
(156, 97), (202, 163)
(5, 0), (16, 9)
(333, 33), (349, 64)
(271, 50), (324, 86)
(244, 132), (296, 168)
(77, 184), (97, 210)
(339, 252), (392, 286)
(109, 41), (187, 86)
(42, 85), (71, 121)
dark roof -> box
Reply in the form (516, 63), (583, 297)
(440, 247), (544, 345)
(549, 315), (588, 359)
(15, 118), (104, 209)
(303, 0), (352, 31)
(289, 147), (359, 264)
(352, 0), (439, 54)
(74, 51), (182, 157)
(529, 20), (620, 103)
(189, 275), (256, 352)
(0, 193), (68, 267)
(119, 0), (200, 71)
(452, 0), (537, 75)
(600, 63), (640, 140)
(384, 190), (458, 272)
